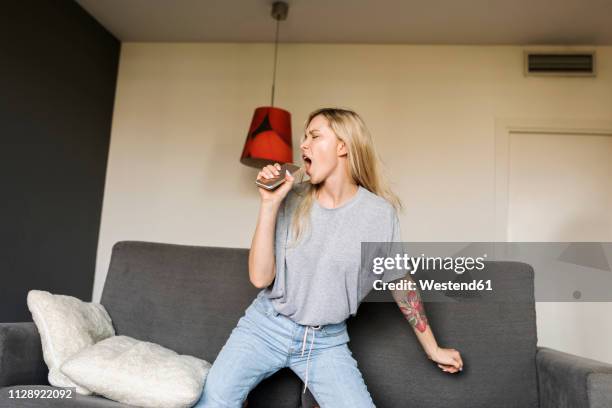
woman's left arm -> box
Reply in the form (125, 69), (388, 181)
(390, 275), (464, 374)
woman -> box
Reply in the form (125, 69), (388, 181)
(194, 108), (463, 408)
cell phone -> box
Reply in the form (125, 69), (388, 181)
(255, 163), (302, 190)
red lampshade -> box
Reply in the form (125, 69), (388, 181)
(240, 106), (293, 168)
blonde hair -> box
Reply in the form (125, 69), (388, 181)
(289, 107), (402, 246)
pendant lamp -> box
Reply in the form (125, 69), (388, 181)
(240, 1), (293, 168)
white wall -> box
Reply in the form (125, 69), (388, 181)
(94, 43), (612, 361)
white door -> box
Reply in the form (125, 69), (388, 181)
(507, 131), (612, 363)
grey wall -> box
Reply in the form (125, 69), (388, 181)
(0, 1), (120, 321)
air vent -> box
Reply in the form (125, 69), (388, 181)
(524, 52), (595, 77)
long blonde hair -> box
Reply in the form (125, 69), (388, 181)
(289, 107), (402, 245)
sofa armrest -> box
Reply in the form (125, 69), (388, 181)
(537, 346), (612, 408)
(0, 322), (48, 386)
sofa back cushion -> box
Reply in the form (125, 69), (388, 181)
(346, 261), (539, 408)
(100, 240), (301, 408)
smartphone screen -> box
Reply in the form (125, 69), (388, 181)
(255, 163), (301, 190)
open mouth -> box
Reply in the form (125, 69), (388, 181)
(302, 154), (312, 166)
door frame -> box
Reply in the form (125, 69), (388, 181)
(494, 117), (612, 242)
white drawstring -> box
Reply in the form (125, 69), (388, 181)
(301, 325), (321, 393)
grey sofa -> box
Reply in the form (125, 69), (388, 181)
(1, 240), (611, 407)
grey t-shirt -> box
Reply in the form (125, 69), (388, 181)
(261, 182), (406, 326)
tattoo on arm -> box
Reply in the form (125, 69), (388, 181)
(397, 289), (428, 333)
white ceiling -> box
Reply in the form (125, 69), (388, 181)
(76, 0), (612, 44)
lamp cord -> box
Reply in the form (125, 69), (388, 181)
(271, 18), (280, 107)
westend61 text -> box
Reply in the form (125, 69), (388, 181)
(373, 279), (493, 291)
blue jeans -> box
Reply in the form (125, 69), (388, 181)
(192, 291), (375, 407)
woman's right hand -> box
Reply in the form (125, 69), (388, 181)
(256, 163), (295, 205)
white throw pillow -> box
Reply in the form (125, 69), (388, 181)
(60, 335), (212, 408)
(27, 289), (115, 394)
